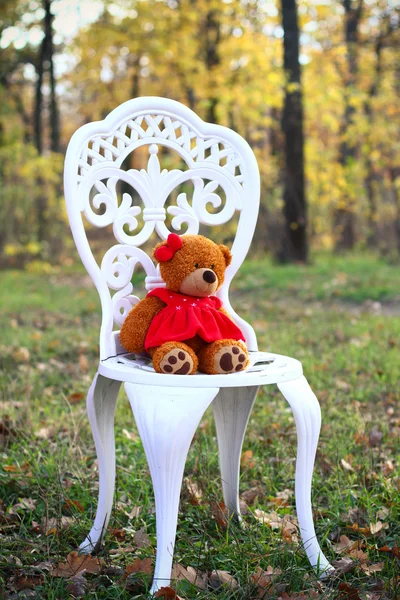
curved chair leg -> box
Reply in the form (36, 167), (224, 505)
(278, 375), (333, 576)
(79, 373), (121, 553)
(125, 383), (219, 595)
(213, 386), (259, 515)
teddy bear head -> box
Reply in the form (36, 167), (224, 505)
(153, 234), (232, 297)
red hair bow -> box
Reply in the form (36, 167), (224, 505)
(154, 233), (183, 262)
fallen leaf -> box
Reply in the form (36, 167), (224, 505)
(209, 569), (238, 590)
(63, 498), (84, 513)
(338, 582), (362, 599)
(241, 486), (263, 505)
(66, 572), (87, 598)
(79, 354), (89, 373)
(369, 521), (388, 535)
(42, 515), (73, 535)
(14, 573), (44, 590)
(155, 586), (184, 599)
(13, 347), (30, 363)
(171, 563), (207, 590)
(210, 500), (228, 529)
(68, 392), (85, 405)
(51, 551), (104, 577)
(331, 557), (356, 576)
(378, 544), (400, 559)
(368, 428), (383, 447)
(133, 528), (151, 548)
(109, 527), (126, 541)
(360, 561), (384, 575)
(184, 477), (203, 505)
(124, 557), (152, 578)
(332, 535), (358, 554)
(251, 566), (282, 596)
(241, 449), (256, 468)
(340, 458), (354, 472)
(9, 498), (37, 513)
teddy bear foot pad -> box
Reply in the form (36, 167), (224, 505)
(213, 344), (250, 374)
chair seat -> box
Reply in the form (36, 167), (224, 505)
(98, 350), (303, 387)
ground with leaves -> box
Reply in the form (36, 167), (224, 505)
(1, 253), (400, 600)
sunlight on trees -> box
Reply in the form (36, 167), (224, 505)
(0, 0), (399, 265)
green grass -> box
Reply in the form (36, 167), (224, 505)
(1, 253), (400, 599)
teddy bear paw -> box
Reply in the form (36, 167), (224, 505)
(160, 349), (194, 374)
(152, 343), (198, 375)
(214, 343), (249, 374)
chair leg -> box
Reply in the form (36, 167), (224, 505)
(125, 383), (219, 595)
(278, 375), (333, 576)
(212, 386), (259, 515)
(79, 373), (121, 553)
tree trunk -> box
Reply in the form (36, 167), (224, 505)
(44, 0), (60, 152)
(280, 0), (307, 262)
(34, 34), (46, 154)
(205, 9), (221, 123)
(334, 0), (363, 251)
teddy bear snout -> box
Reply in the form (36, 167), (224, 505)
(203, 270), (216, 284)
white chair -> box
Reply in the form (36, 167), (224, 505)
(64, 97), (333, 595)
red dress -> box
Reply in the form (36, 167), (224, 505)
(144, 288), (245, 351)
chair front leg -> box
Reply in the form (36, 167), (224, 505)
(79, 374), (121, 553)
(213, 386), (259, 516)
(278, 375), (333, 576)
(125, 383), (219, 595)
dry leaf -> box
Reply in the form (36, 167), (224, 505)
(124, 557), (152, 578)
(63, 498), (84, 513)
(332, 535), (358, 554)
(360, 561), (384, 575)
(241, 486), (263, 505)
(368, 428), (383, 447)
(51, 551), (104, 577)
(109, 527), (126, 541)
(79, 354), (89, 373)
(43, 515), (74, 535)
(378, 544), (400, 559)
(66, 572), (87, 598)
(14, 573), (44, 590)
(369, 521), (388, 535)
(184, 477), (203, 505)
(210, 500), (228, 528)
(172, 563), (207, 590)
(209, 569), (238, 590)
(251, 566), (282, 596)
(331, 557), (356, 576)
(338, 582), (362, 599)
(9, 498), (37, 513)
(13, 347), (30, 363)
(155, 586), (184, 599)
(340, 458), (354, 472)
(241, 449), (256, 468)
(133, 528), (151, 548)
(68, 392), (85, 405)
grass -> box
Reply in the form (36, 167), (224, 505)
(0, 253), (400, 599)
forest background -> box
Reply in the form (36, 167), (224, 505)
(1, 2), (400, 599)
(0, 0), (399, 268)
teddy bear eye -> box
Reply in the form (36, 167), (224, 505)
(194, 263), (199, 268)
(211, 264), (215, 269)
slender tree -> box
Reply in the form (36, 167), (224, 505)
(280, 0), (307, 262)
(334, 0), (363, 251)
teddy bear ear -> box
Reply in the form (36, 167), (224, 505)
(219, 244), (232, 267)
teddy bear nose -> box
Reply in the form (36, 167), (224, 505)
(203, 270), (216, 283)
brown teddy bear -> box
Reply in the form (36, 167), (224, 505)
(119, 234), (250, 375)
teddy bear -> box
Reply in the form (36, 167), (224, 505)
(119, 233), (250, 375)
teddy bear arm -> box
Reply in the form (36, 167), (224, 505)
(119, 296), (165, 353)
